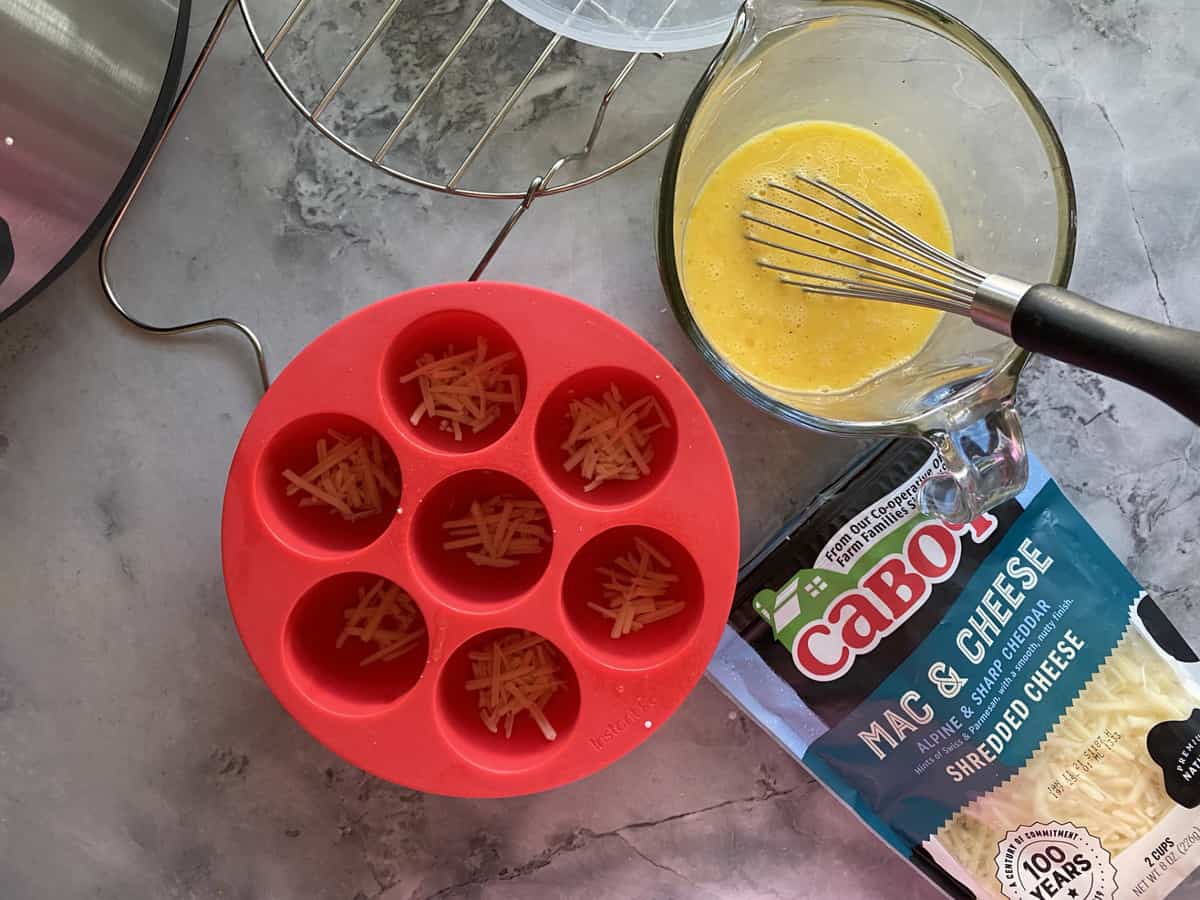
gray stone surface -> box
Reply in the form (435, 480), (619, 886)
(1, 0), (1198, 897)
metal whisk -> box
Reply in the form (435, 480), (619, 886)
(742, 175), (1200, 425)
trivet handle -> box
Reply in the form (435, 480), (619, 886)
(98, 0), (271, 394)
(470, 177), (542, 282)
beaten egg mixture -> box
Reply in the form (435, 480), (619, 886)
(682, 121), (952, 394)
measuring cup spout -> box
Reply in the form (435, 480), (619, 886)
(713, 0), (828, 71)
(742, 0), (827, 34)
(920, 403), (1028, 525)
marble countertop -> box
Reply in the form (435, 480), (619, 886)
(2, 0), (1197, 897)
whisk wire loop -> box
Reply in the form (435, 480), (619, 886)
(765, 264), (973, 310)
(743, 212), (975, 300)
(748, 234), (975, 307)
(746, 194), (964, 286)
(744, 174), (988, 314)
(792, 175), (984, 281)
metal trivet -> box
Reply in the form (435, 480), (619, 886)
(101, 0), (691, 392)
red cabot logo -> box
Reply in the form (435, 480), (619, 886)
(793, 514), (998, 681)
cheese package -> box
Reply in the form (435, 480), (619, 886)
(709, 441), (1200, 900)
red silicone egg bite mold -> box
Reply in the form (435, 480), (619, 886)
(222, 282), (739, 797)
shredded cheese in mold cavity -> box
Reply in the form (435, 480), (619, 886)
(467, 631), (565, 741)
(589, 538), (685, 639)
(441, 496), (550, 568)
(562, 383), (671, 492)
(337, 579), (425, 666)
(402, 337), (522, 441)
(283, 430), (399, 520)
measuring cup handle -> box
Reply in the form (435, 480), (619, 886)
(920, 403), (1029, 525)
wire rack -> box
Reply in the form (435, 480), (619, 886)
(100, 0), (709, 392)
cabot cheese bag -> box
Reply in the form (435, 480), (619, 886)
(709, 441), (1200, 900)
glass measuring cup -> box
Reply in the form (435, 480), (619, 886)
(657, 0), (1077, 523)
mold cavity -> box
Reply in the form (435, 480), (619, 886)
(437, 629), (580, 769)
(383, 310), (527, 453)
(285, 572), (428, 713)
(534, 367), (677, 506)
(562, 526), (703, 669)
(258, 413), (401, 554)
(412, 470), (553, 606)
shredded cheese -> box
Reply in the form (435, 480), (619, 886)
(936, 628), (1200, 893)
(467, 631), (564, 740)
(401, 337), (521, 441)
(442, 496), (550, 568)
(589, 538), (684, 638)
(561, 384), (671, 492)
(336, 578), (425, 666)
(283, 430), (400, 521)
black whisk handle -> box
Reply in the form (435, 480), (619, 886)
(1011, 284), (1200, 425)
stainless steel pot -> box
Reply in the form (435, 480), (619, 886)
(0, 0), (190, 317)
